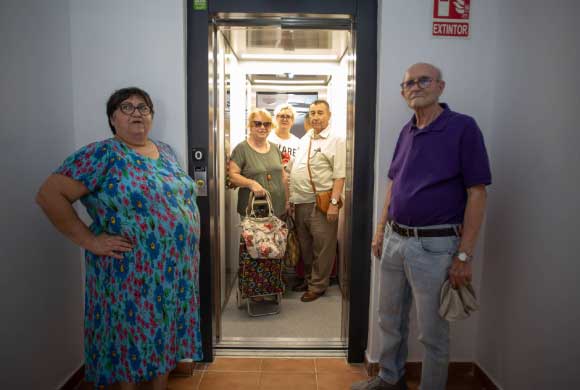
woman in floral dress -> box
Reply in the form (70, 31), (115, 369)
(36, 87), (202, 389)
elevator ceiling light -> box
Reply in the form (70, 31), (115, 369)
(240, 53), (338, 61)
(253, 79), (325, 85)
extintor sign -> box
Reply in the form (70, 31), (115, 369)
(432, 0), (471, 38)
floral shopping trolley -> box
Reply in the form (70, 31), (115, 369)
(236, 194), (287, 316)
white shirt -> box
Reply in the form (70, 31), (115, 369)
(268, 132), (301, 169)
(289, 127), (346, 204)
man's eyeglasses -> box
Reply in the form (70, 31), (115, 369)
(276, 114), (292, 120)
(400, 76), (438, 90)
(119, 102), (152, 116)
(252, 121), (272, 129)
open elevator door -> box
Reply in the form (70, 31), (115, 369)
(211, 15), (354, 354)
(187, 2), (377, 363)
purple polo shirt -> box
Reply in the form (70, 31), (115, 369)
(387, 103), (491, 226)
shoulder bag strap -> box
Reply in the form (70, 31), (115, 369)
(306, 136), (317, 194)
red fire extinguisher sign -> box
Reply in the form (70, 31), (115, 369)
(432, 0), (471, 38)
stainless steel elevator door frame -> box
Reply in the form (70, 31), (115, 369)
(208, 14), (356, 352)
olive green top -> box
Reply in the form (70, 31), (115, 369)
(230, 140), (286, 216)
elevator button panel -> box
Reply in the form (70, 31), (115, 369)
(194, 166), (207, 196)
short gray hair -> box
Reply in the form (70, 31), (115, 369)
(405, 62), (444, 81)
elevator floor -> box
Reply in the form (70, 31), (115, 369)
(220, 278), (342, 340)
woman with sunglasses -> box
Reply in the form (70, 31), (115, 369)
(229, 108), (289, 218)
(36, 87), (202, 389)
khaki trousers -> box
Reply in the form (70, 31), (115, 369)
(294, 203), (338, 294)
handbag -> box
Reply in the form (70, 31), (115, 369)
(282, 214), (300, 267)
(306, 137), (342, 214)
(438, 280), (479, 321)
(240, 191), (288, 259)
(314, 190), (334, 214)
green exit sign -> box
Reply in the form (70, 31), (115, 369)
(193, 0), (207, 10)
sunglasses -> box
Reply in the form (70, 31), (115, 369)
(252, 121), (272, 129)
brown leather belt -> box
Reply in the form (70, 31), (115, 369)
(391, 222), (459, 238)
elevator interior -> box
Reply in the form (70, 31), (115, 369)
(209, 16), (356, 352)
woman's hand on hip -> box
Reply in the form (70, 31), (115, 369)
(87, 233), (134, 259)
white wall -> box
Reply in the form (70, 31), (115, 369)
(70, 0), (188, 165)
(0, 1), (83, 388)
(477, 1), (580, 388)
(0, 1), (188, 387)
(371, 0), (499, 363)
(374, 1), (580, 388)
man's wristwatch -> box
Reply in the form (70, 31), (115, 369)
(330, 198), (339, 206)
(456, 251), (473, 262)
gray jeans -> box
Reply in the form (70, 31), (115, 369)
(378, 224), (460, 390)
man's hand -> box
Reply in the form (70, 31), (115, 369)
(371, 226), (385, 258)
(448, 258), (472, 288)
(86, 233), (134, 259)
(326, 204), (339, 222)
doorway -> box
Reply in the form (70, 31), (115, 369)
(187, 2), (377, 363)
(212, 18), (354, 353)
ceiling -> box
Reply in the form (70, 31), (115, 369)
(220, 26), (349, 85)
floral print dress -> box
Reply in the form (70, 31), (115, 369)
(56, 138), (202, 386)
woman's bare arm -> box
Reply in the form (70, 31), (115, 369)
(228, 160), (266, 197)
(36, 174), (133, 259)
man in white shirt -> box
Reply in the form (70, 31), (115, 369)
(268, 103), (301, 170)
(289, 100), (346, 302)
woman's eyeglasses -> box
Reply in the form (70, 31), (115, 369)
(276, 114), (292, 120)
(252, 121), (272, 129)
(119, 103), (151, 115)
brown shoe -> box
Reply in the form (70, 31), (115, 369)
(292, 280), (308, 292)
(300, 290), (325, 302)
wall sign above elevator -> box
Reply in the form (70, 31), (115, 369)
(432, 0), (471, 38)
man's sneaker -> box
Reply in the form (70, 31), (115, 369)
(351, 376), (406, 390)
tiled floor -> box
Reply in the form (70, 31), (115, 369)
(79, 357), (486, 389)
(167, 358), (369, 390)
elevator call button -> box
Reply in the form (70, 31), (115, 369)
(193, 166), (207, 197)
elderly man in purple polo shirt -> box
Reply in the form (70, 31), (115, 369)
(352, 63), (491, 390)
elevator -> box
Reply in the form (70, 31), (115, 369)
(187, 1), (378, 363)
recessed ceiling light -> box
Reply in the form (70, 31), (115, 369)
(240, 54), (338, 61)
(253, 79), (325, 84)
